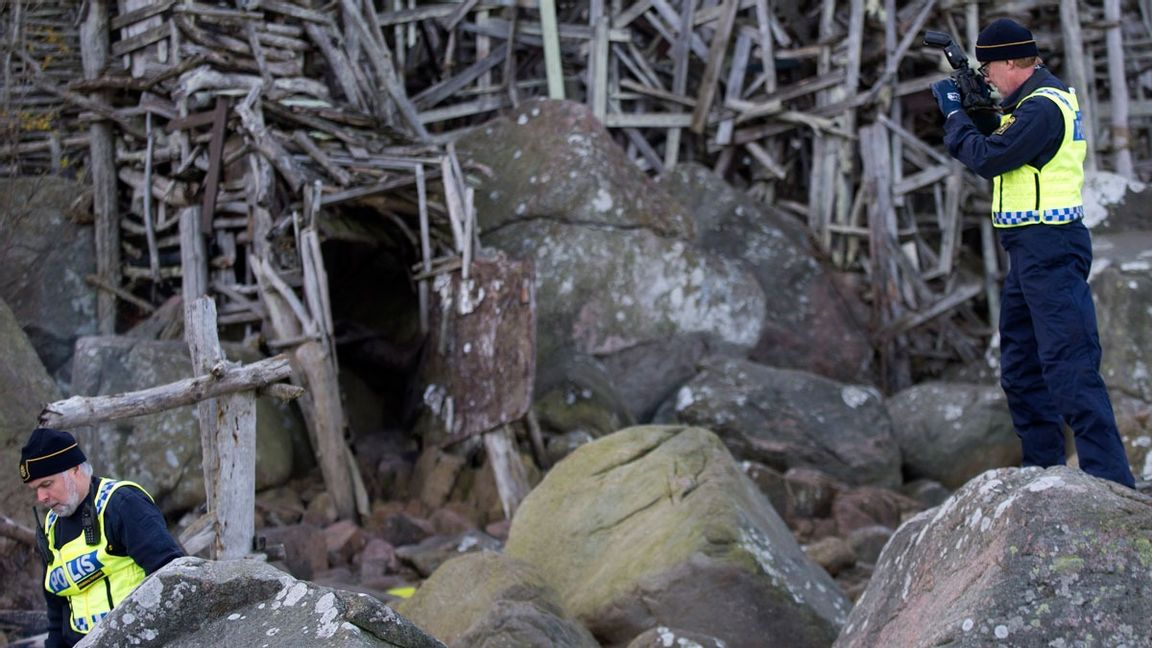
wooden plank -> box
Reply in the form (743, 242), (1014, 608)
(110, 23), (169, 58)
(201, 97), (229, 231)
(293, 131), (353, 185)
(177, 206), (207, 302)
(690, 0), (738, 134)
(484, 426), (531, 519)
(716, 32), (751, 145)
(413, 42), (509, 109)
(111, 0), (175, 30)
(538, 0), (565, 98)
(589, 14), (610, 121)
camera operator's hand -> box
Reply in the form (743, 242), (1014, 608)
(931, 79), (962, 118)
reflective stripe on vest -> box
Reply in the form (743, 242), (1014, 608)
(991, 87), (1087, 228)
(43, 478), (151, 635)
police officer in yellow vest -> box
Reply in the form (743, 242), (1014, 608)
(930, 18), (1135, 488)
(20, 427), (185, 647)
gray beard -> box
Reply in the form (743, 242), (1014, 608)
(54, 477), (83, 517)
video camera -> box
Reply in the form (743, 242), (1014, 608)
(923, 30), (999, 135)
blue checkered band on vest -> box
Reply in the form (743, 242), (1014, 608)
(992, 205), (1084, 227)
(93, 479), (119, 513)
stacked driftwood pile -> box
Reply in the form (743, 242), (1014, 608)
(1, 0), (1149, 394)
(0, 1), (86, 175)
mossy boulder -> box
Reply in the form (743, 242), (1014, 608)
(505, 425), (850, 647)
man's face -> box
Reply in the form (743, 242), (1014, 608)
(27, 466), (85, 516)
(980, 59), (1024, 97)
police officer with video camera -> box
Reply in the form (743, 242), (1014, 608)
(21, 427), (185, 647)
(929, 18), (1135, 489)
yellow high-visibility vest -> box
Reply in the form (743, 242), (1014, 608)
(43, 478), (151, 635)
(991, 87), (1087, 228)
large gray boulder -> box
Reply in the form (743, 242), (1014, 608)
(655, 357), (901, 488)
(0, 297), (62, 607)
(76, 557), (445, 647)
(835, 466), (1152, 647)
(458, 100), (766, 420)
(0, 177), (97, 378)
(1092, 231), (1152, 480)
(483, 220), (765, 382)
(887, 382), (1020, 489)
(70, 336), (302, 513)
(659, 163), (873, 385)
(505, 425), (851, 647)
(397, 551), (598, 647)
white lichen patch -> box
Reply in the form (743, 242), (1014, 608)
(1025, 475), (1067, 492)
(133, 576), (164, 610)
(279, 582), (309, 607)
(314, 592), (340, 639)
(943, 404), (963, 422)
(840, 386), (874, 409)
(592, 187), (614, 213)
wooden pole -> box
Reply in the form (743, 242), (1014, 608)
(186, 297), (256, 561)
(80, 0), (120, 335)
(538, 0), (565, 99)
(38, 355), (294, 430)
(1061, 0), (1097, 172)
(1103, 0), (1133, 177)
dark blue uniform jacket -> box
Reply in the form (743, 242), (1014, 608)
(943, 67), (1070, 179)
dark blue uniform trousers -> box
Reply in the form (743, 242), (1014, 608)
(997, 220), (1135, 488)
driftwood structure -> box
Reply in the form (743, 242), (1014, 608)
(35, 296), (303, 559)
(1, 2), (1150, 422)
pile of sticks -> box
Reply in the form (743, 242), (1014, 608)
(0, 1), (86, 175)
(2, 0), (1149, 392)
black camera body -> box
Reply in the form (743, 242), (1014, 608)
(923, 30), (999, 135)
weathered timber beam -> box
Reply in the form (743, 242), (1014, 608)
(0, 514), (36, 547)
(38, 355), (294, 429)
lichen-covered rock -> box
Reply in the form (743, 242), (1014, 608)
(887, 382), (1020, 489)
(458, 99), (766, 416)
(70, 336), (303, 513)
(397, 551), (597, 647)
(658, 163), (872, 385)
(457, 98), (693, 239)
(485, 220), (766, 372)
(505, 425), (851, 647)
(835, 466), (1152, 647)
(75, 557), (444, 647)
(655, 357), (901, 488)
